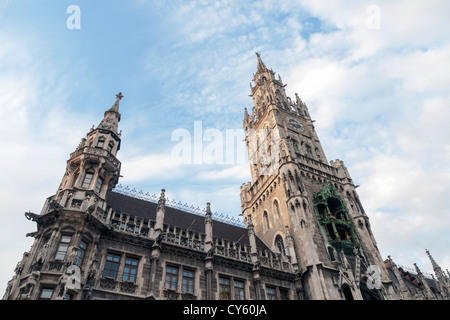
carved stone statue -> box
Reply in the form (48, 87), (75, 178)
(83, 259), (99, 300)
(3, 274), (18, 300)
(56, 271), (70, 300)
(33, 240), (51, 271)
(14, 253), (27, 275)
(153, 232), (164, 248)
(18, 271), (40, 300)
(206, 245), (215, 258)
(66, 246), (79, 267)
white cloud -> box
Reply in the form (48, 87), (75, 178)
(0, 31), (93, 294)
(192, 164), (250, 181)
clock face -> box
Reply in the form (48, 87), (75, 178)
(288, 118), (304, 131)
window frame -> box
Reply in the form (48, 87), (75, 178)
(107, 142), (114, 153)
(182, 268), (195, 294)
(266, 286), (277, 300)
(219, 276), (231, 300)
(75, 240), (88, 266)
(94, 176), (103, 193)
(39, 288), (54, 300)
(263, 211), (270, 230)
(273, 199), (281, 219)
(122, 257), (139, 283)
(234, 279), (245, 300)
(165, 265), (179, 291)
(54, 235), (72, 260)
(97, 139), (105, 148)
(82, 172), (94, 188)
(102, 252), (121, 279)
(279, 288), (290, 300)
(275, 235), (285, 255)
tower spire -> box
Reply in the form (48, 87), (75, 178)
(51, 92), (123, 214)
(110, 92), (123, 112)
(255, 52), (268, 73)
(426, 249), (450, 298)
(98, 92), (123, 134)
(426, 249), (441, 272)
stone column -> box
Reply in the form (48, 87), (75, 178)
(204, 203), (214, 300)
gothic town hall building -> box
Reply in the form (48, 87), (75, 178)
(3, 54), (450, 300)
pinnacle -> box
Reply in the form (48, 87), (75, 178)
(255, 52), (268, 73)
(108, 92), (123, 113)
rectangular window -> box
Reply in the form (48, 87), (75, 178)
(182, 269), (195, 294)
(234, 280), (245, 300)
(94, 177), (103, 193)
(97, 140), (105, 148)
(82, 173), (93, 188)
(39, 288), (53, 300)
(219, 277), (231, 300)
(76, 240), (87, 266)
(55, 235), (72, 260)
(123, 257), (139, 283)
(165, 265), (179, 290)
(266, 286), (277, 300)
(103, 253), (121, 279)
(279, 288), (289, 300)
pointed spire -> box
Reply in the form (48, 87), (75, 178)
(204, 202), (214, 256)
(387, 255), (397, 268)
(99, 92), (122, 133)
(295, 93), (302, 105)
(426, 249), (440, 271)
(244, 107), (250, 122)
(388, 256), (411, 299)
(414, 262), (434, 299)
(255, 52), (268, 73)
(110, 92), (123, 112)
(414, 263), (423, 275)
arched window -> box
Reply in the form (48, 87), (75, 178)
(273, 200), (281, 218)
(295, 171), (303, 193)
(343, 285), (354, 300)
(275, 235), (285, 255)
(263, 211), (270, 230)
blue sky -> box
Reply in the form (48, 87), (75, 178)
(1, 0), (450, 294)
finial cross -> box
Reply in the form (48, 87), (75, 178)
(116, 92), (124, 100)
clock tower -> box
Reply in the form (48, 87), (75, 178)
(240, 54), (396, 300)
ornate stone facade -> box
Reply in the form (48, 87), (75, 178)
(3, 57), (449, 300)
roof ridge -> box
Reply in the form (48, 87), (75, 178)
(112, 184), (246, 228)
